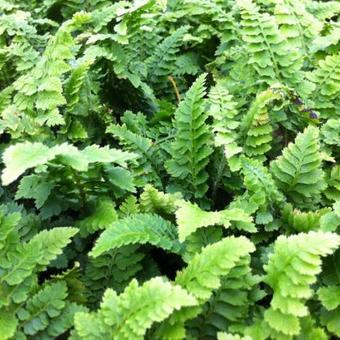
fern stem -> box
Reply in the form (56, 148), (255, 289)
(168, 75), (181, 103)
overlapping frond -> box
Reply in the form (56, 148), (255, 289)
(264, 231), (340, 336)
(166, 74), (213, 198)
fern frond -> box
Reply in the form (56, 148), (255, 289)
(155, 237), (255, 339)
(84, 245), (145, 307)
(240, 86), (284, 160)
(318, 285), (340, 337)
(324, 165), (340, 202)
(1, 142), (137, 185)
(11, 12), (91, 127)
(16, 281), (68, 336)
(237, 0), (305, 91)
(90, 213), (181, 257)
(76, 198), (117, 237)
(106, 124), (161, 186)
(208, 81), (242, 171)
(241, 157), (283, 224)
(307, 1), (340, 21)
(166, 74), (213, 198)
(263, 231), (340, 336)
(139, 184), (182, 215)
(282, 203), (331, 233)
(218, 332), (252, 340)
(274, 0), (322, 54)
(34, 302), (88, 339)
(176, 200), (255, 242)
(118, 196), (140, 217)
(65, 59), (94, 113)
(74, 277), (197, 340)
(189, 255), (259, 338)
(270, 126), (326, 204)
(30, 227), (78, 268)
(147, 26), (189, 87)
(307, 53), (340, 117)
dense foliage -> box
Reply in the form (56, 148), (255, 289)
(0, 0), (339, 339)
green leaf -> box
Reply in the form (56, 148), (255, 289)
(30, 227), (78, 267)
(1, 143), (54, 185)
(74, 277), (197, 340)
(90, 213), (182, 257)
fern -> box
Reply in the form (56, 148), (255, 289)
(118, 195), (140, 217)
(1, 141), (136, 185)
(188, 255), (259, 338)
(76, 198), (117, 237)
(273, 0), (322, 56)
(10, 12), (91, 129)
(106, 124), (161, 186)
(155, 236), (255, 339)
(17, 281), (68, 335)
(1, 1), (339, 339)
(282, 203), (331, 233)
(84, 245), (145, 308)
(270, 126), (326, 205)
(318, 285), (340, 337)
(139, 184), (182, 215)
(324, 165), (340, 202)
(73, 277), (197, 340)
(166, 74), (213, 198)
(208, 81), (242, 171)
(236, 0), (306, 93)
(218, 333), (252, 340)
(240, 86), (285, 160)
(263, 231), (340, 337)
(147, 26), (189, 89)
(241, 157), (284, 224)
(176, 200), (255, 242)
(307, 53), (340, 117)
(0, 207), (79, 339)
(90, 213), (182, 257)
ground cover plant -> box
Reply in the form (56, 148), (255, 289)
(0, 0), (339, 339)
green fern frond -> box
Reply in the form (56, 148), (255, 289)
(65, 59), (94, 113)
(90, 213), (182, 257)
(74, 277), (197, 340)
(263, 231), (340, 336)
(318, 285), (340, 337)
(307, 53), (340, 117)
(118, 196), (140, 217)
(1, 142), (136, 185)
(166, 74), (213, 198)
(16, 281), (68, 336)
(139, 184), (182, 215)
(270, 126), (326, 204)
(176, 200), (255, 242)
(30, 227), (78, 268)
(76, 198), (117, 237)
(189, 255), (259, 338)
(147, 26), (189, 87)
(237, 0), (305, 91)
(217, 332), (252, 340)
(307, 1), (340, 21)
(106, 124), (161, 186)
(282, 203), (331, 233)
(84, 245), (145, 307)
(240, 86), (285, 160)
(208, 81), (242, 170)
(241, 157), (283, 224)
(155, 237), (255, 339)
(274, 0), (322, 54)
(324, 165), (340, 202)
